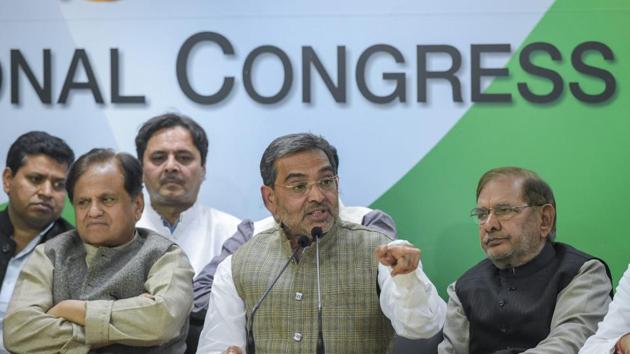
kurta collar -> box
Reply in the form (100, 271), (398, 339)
(83, 230), (140, 255)
(148, 200), (201, 234)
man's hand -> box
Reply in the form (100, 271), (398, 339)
(617, 333), (630, 354)
(47, 300), (86, 326)
(222, 346), (243, 354)
(374, 243), (421, 276)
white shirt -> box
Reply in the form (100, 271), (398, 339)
(196, 240), (447, 354)
(137, 201), (240, 275)
(579, 264), (630, 354)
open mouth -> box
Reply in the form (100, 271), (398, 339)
(306, 208), (330, 221)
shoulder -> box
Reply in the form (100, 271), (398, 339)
(136, 228), (189, 268)
(232, 223), (281, 255)
(42, 229), (82, 260)
(53, 217), (73, 232)
(554, 242), (611, 280)
(137, 203), (162, 230)
(339, 206), (373, 223)
(43, 217), (74, 242)
(455, 258), (495, 288)
(205, 207), (241, 229)
(554, 242), (595, 262)
(137, 227), (177, 247)
(0, 208), (13, 245)
(336, 220), (394, 244)
(248, 223), (281, 243)
(44, 229), (80, 248)
(252, 216), (277, 236)
(0, 207), (11, 229)
(617, 264), (630, 295)
(208, 207), (240, 222)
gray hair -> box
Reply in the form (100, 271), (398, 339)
(260, 133), (339, 187)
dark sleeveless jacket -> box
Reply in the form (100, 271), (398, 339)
(455, 242), (611, 354)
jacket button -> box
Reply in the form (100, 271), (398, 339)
(2, 244), (11, 253)
(498, 300), (505, 307)
(293, 332), (303, 342)
(295, 292), (303, 301)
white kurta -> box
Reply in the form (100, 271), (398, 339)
(579, 264), (630, 354)
(138, 201), (240, 275)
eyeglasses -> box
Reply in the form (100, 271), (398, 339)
(276, 176), (339, 196)
(470, 204), (542, 225)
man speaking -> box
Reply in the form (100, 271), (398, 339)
(197, 133), (446, 354)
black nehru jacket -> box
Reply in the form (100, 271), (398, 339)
(0, 207), (73, 289)
(455, 242), (612, 354)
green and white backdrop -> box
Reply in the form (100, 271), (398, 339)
(0, 0), (627, 297)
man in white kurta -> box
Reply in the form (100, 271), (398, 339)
(134, 113), (240, 275)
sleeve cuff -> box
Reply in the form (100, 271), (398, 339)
(57, 324), (89, 354)
(84, 300), (114, 345)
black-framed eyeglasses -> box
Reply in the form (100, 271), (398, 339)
(470, 204), (543, 225)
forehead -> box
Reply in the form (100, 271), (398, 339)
(274, 149), (332, 180)
(18, 154), (68, 176)
(477, 175), (525, 206)
(74, 161), (125, 195)
(145, 126), (198, 154)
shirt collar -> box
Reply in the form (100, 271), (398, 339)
(149, 201), (199, 234)
(161, 215), (181, 234)
(13, 222), (54, 260)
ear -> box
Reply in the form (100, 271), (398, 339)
(201, 165), (206, 181)
(2, 167), (14, 194)
(133, 193), (145, 222)
(261, 185), (277, 215)
(539, 204), (555, 239)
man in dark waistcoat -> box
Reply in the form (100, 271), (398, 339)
(438, 167), (613, 354)
(0, 131), (75, 352)
(4, 148), (194, 354)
